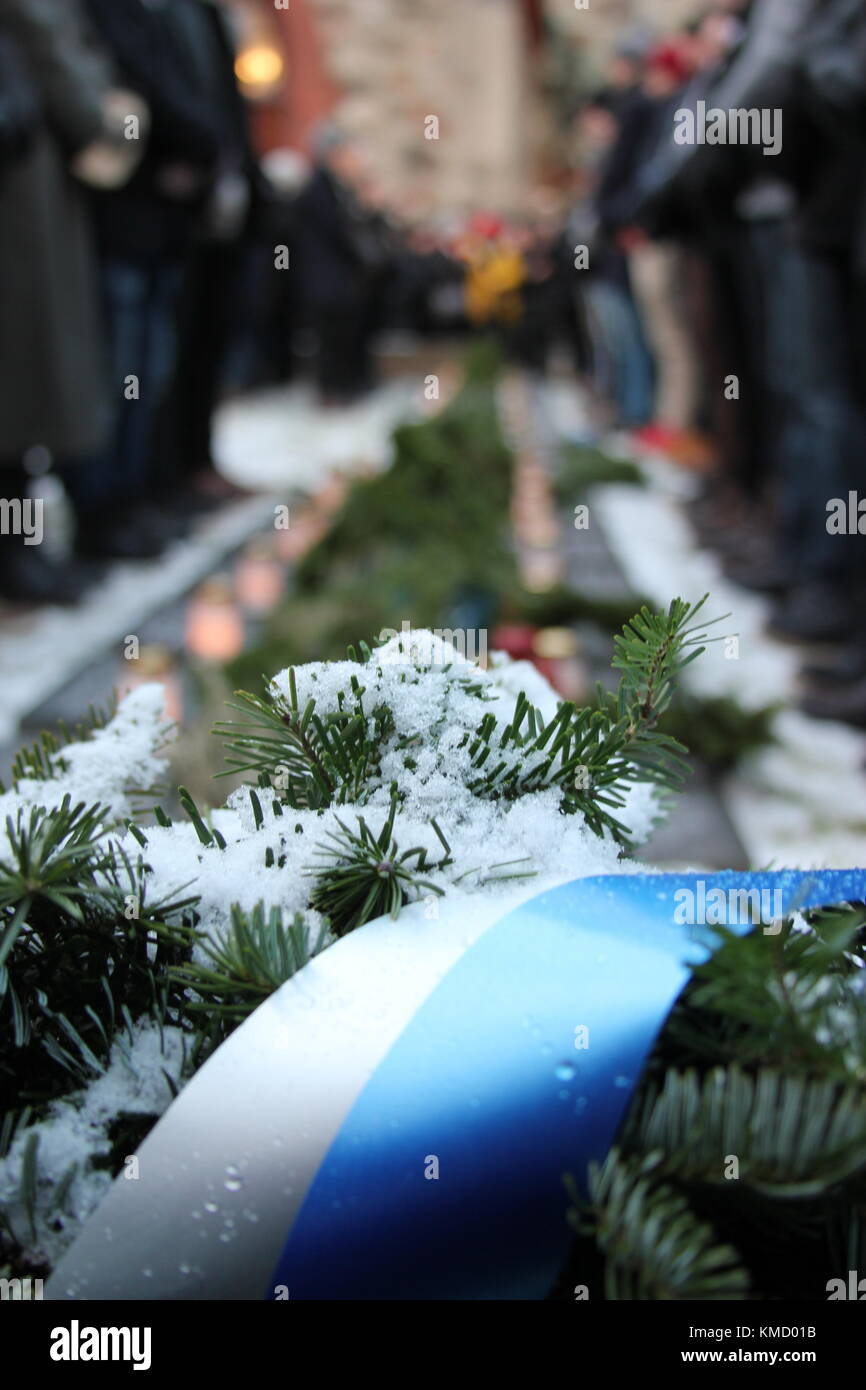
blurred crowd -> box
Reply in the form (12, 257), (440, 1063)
(0, 0), (581, 610)
(0, 0), (568, 610)
(0, 0), (264, 603)
(573, 0), (866, 726)
(2, 0), (866, 732)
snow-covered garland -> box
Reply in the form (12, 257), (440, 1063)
(0, 604), (708, 1273)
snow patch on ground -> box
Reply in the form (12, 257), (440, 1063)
(0, 496), (277, 745)
(214, 379), (419, 490)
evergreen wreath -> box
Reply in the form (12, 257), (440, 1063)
(0, 606), (863, 1299)
(0, 346), (850, 1297)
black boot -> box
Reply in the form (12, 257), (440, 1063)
(801, 677), (866, 729)
(0, 459), (100, 604)
(767, 582), (857, 644)
(802, 644), (866, 686)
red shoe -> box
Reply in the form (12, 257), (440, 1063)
(631, 423), (678, 451)
(631, 424), (716, 470)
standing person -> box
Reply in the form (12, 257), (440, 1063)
(632, 0), (819, 581)
(293, 126), (393, 406)
(762, 0), (866, 642)
(600, 40), (701, 453)
(71, 0), (225, 560)
(157, 0), (262, 506)
(0, 0), (120, 601)
(575, 98), (654, 430)
(602, 23), (656, 121)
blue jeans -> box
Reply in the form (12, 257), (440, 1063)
(584, 278), (654, 428)
(69, 258), (185, 513)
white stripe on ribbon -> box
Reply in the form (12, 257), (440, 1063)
(47, 883), (539, 1300)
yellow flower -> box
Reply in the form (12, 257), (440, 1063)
(464, 246), (526, 324)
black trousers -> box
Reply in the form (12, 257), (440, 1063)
(157, 240), (246, 488)
(313, 302), (376, 404)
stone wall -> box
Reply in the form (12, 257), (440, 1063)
(307, 0), (544, 216)
(304, 0), (698, 216)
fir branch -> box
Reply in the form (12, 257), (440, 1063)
(468, 596), (719, 844)
(570, 1150), (750, 1300)
(0, 798), (111, 969)
(306, 798), (448, 937)
(178, 786), (226, 850)
(8, 701), (117, 789)
(171, 902), (328, 1024)
(669, 907), (866, 1078)
(0, 802), (200, 1115)
(625, 1066), (866, 1197)
(213, 677), (395, 809)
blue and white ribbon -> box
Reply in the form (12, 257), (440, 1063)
(48, 870), (866, 1301)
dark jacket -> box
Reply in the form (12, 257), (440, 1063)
(293, 166), (394, 311)
(0, 0), (112, 456)
(596, 89), (685, 235)
(790, 0), (866, 266)
(83, 0), (229, 260)
(665, 0), (866, 265)
(0, 31), (40, 169)
(631, 0), (821, 241)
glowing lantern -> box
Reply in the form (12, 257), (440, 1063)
(185, 576), (245, 663)
(118, 644), (183, 724)
(234, 44), (284, 99)
(532, 628), (587, 701)
(519, 549), (564, 592)
(235, 539), (286, 615)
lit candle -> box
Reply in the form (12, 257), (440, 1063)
(118, 643), (184, 723)
(185, 576), (245, 663)
(519, 549), (564, 592)
(532, 628), (587, 701)
(235, 539), (286, 614)
(513, 513), (560, 547)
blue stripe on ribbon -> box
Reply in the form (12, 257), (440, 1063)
(269, 870), (866, 1300)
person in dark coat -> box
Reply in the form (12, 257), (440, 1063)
(293, 127), (394, 405)
(0, 0), (114, 601)
(156, 0), (263, 503)
(68, 0), (226, 560)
